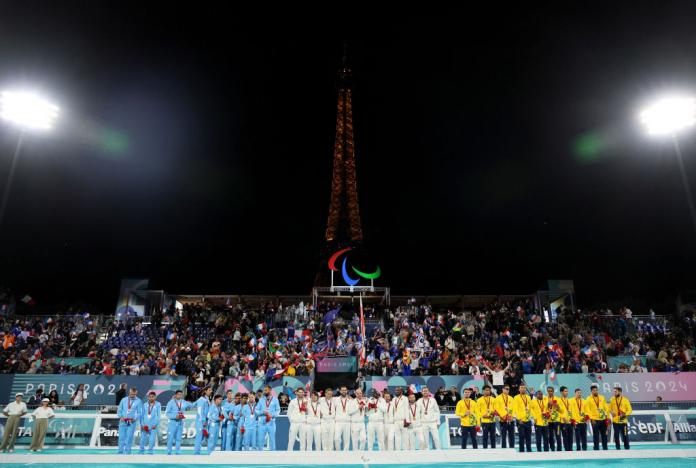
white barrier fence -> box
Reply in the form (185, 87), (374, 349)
(1, 410), (695, 449)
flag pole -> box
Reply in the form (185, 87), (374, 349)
(359, 293), (366, 367)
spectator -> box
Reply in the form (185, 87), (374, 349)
(71, 384), (86, 409)
(630, 359), (647, 373)
(28, 389), (44, 408)
(47, 390), (59, 406)
(115, 383), (127, 406)
(435, 386), (447, 407)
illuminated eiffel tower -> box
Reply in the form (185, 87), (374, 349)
(315, 45), (364, 287)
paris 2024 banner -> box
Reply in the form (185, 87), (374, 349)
(365, 372), (696, 401)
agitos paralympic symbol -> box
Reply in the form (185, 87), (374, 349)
(327, 247), (381, 286)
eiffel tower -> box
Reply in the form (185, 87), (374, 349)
(315, 45), (364, 287)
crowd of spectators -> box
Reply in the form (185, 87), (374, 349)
(359, 302), (696, 390)
(1, 299), (695, 402)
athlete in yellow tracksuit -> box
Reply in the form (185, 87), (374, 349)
(543, 386), (567, 451)
(585, 384), (610, 450)
(455, 388), (479, 449)
(610, 387), (632, 450)
(530, 390), (549, 452)
(513, 384), (532, 452)
(476, 386), (496, 449)
(569, 388), (588, 450)
(494, 386), (515, 449)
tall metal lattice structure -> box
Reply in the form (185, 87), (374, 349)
(325, 47), (363, 244)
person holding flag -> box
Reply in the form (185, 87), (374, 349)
(240, 393), (258, 451)
(476, 385), (496, 449)
(455, 388), (479, 449)
(569, 388), (588, 451)
(585, 384), (610, 450)
(257, 384), (280, 450)
(287, 387), (308, 451)
(319, 388), (336, 451)
(513, 384), (532, 452)
(494, 385), (515, 449)
(194, 387), (212, 455)
(530, 390), (549, 452)
(117, 387), (141, 455)
(207, 394), (225, 454)
(610, 386), (632, 450)
(165, 390), (193, 455)
(138, 391), (160, 455)
(417, 387), (441, 450)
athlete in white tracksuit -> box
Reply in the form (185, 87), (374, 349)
(404, 394), (422, 450)
(366, 392), (387, 451)
(319, 389), (335, 451)
(383, 393), (396, 450)
(305, 392), (322, 451)
(350, 389), (367, 451)
(287, 388), (307, 451)
(391, 389), (409, 450)
(417, 388), (441, 449)
(333, 387), (356, 451)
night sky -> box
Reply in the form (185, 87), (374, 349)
(1, 3), (696, 312)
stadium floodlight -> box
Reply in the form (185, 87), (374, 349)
(0, 89), (61, 230)
(639, 94), (696, 136)
(638, 93), (696, 236)
(0, 90), (59, 131)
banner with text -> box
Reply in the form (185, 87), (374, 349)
(523, 373), (696, 402)
(316, 356), (358, 373)
(5, 375), (186, 405)
(365, 373), (696, 401)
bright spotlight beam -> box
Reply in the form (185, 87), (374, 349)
(0, 90), (59, 131)
(639, 95), (696, 136)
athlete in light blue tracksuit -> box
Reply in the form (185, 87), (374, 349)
(207, 394), (225, 454)
(117, 388), (142, 454)
(222, 392), (241, 451)
(241, 394), (258, 450)
(194, 387), (213, 455)
(165, 390), (193, 455)
(139, 391), (161, 454)
(256, 385), (281, 451)
(233, 394), (245, 450)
